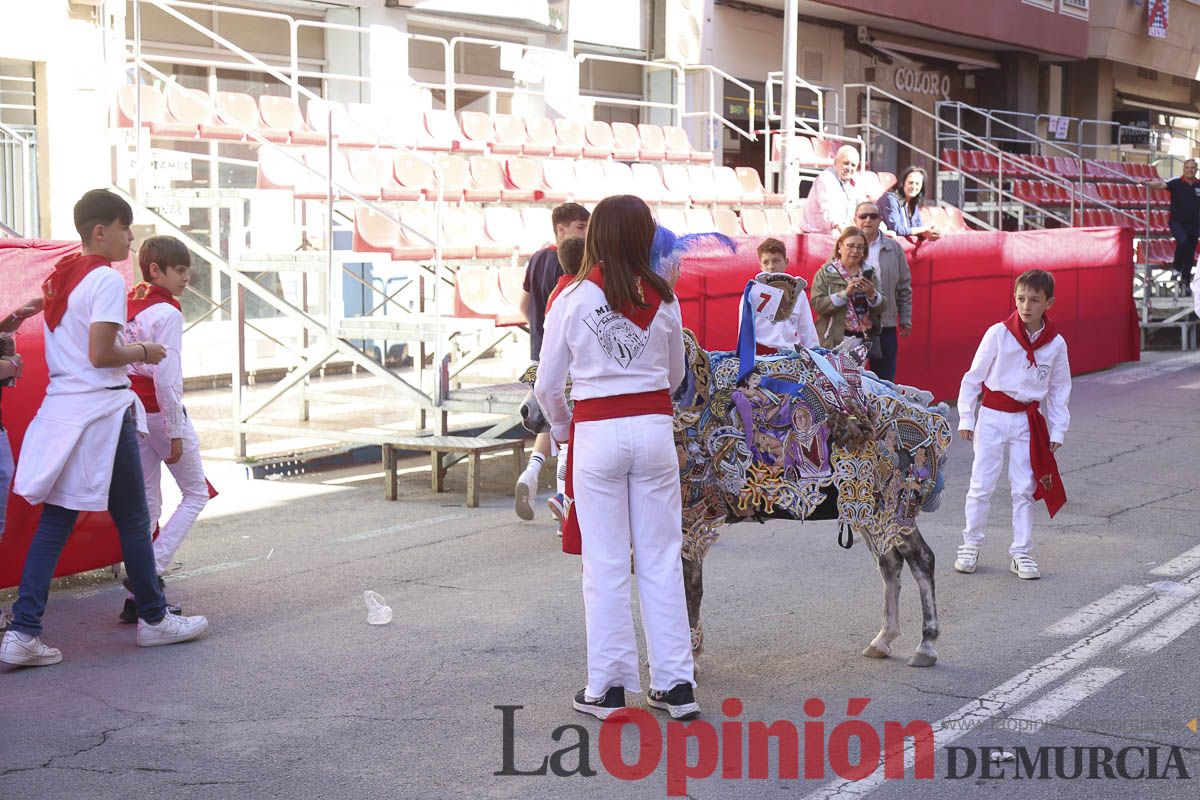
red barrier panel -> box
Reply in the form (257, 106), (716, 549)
(0, 239), (134, 589)
(675, 227), (1138, 401)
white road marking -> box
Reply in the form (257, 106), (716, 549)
(1120, 598), (1200, 655)
(798, 569), (1200, 800)
(1041, 585), (1151, 636)
(169, 557), (262, 582)
(1150, 542), (1200, 576)
(335, 513), (468, 543)
(1005, 667), (1125, 733)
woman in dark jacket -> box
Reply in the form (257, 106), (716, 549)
(880, 166), (940, 239)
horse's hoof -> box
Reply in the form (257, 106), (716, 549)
(862, 644), (891, 659)
(907, 650), (938, 667)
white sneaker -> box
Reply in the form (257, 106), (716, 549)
(0, 630), (63, 666)
(514, 470), (538, 521)
(137, 612), (209, 648)
(1010, 554), (1041, 580)
(954, 543), (980, 574)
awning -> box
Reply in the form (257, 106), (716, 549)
(1116, 93), (1199, 120)
(857, 28), (1001, 71)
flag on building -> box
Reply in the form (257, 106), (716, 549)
(1148, 0), (1170, 39)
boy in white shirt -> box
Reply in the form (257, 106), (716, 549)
(955, 269), (1071, 580)
(0, 190), (208, 666)
(119, 236), (214, 623)
(742, 238), (819, 353)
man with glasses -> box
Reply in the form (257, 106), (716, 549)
(1145, 159), (1199, 292)
(801, 145), (863, 234)
(854, 200), (912, 382)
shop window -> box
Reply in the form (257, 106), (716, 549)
(1059, 0), (1087, 19)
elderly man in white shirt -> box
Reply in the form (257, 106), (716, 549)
(801, 145), (864, 234)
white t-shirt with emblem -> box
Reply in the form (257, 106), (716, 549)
(534, 279), (685, 442)
(957, 322), (1072, 443)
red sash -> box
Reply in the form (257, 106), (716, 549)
(981, 384), (1066, 518)
(42, 254), (110, 331)
(560, 390), (674, 555)
(126, 283), (182, 413)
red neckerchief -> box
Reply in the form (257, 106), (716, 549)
(127, 282), (182, 322)
(1004, 310), (1058, 368)
(982, 386), (1066, 517)
(42, 254), (110, 331)
(544, 263), (664, 330)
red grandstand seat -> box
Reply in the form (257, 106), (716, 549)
(465, 156), (505, 202)
(657, 208), (688, 233)
(661, 164), (692, 204)
(740, 208), (770, 236)
(125, 84), (200, 139)
(504, 157), (544, 203)
(765, 208), (792, 234)
(610, 122), (641, 161)
(793, 137), (827, 169)
(214, 91), (286, 143)
(394, 154), (437, 200)
(491, 114), (529, 155)
(940, 149), (962, 171)
(117, 85), (166, 129)
(811, 138), (837, 166)
(922, 205), (951, 232)
(1096, 183), (1119, 205)
(432, 153), (471, 202)
(943, 205), (968, 233)
(1010, 180), (1033, 204)
(259, 96), (325, 146)
(349, 150), (419, 202)
(522, 116), (556, 157)
(539, 158), (575, 203)
(637, 124), (668, 161)
(736, 167), (783, 206)
(711, 207), (743, 237)
(787, 208), (806, 233)
(687, 165), (720, 205)
(685, 208), (716, 233)
(499, 267), (529, 310)
(483, 206), (525, 257)
(459, 111), (496, 152)
(161, 86), (238, 141)
(521, 207), (554, 252)
(306, 99), (375, 147)
(552, 118), (586, 158)
(257, 146), (305, 191)
(387, 207), (438, 262)
(418, 110), (461, 153)
(438, 208), (482, 260)
(455, 268), (507, 318)
(572, 160), (607, 203)
(583, 121), (615, 159)
(354, 205), (400, 253)
(663, 125), (713, 163)
(347, 103), (416, 149)
(460, 207), (511, 259)
(713, 166), (749, 205)
(603, 161), (638, 197)
(632, 163), (668, 204)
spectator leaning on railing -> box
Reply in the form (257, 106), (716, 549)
(1143, 159), (1199, 292)
(879, 166), (940, 240)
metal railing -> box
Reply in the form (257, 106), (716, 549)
(0, 121), (36, 237)
(575, 53), (684, 124)
(682, 64), (757, 150)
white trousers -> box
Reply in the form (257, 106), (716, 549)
(963, 407), (1036, 556)
(573, 414), (695, 697)
(139, 411), (210, 574)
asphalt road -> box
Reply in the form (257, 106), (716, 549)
(2, 351), (1199, 800)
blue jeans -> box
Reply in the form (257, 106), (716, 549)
(869, 326), (899, 383)
(10, 410), (166, 636)
(1169, 221), (1198, 283)
(0, 428), (13, 539)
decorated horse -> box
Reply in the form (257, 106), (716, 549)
(519, 232), (952, 667)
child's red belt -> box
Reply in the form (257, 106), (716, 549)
(981, 384), (1066, 517)
(560, 390), (673, 555)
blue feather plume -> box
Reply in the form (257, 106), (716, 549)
(651, 226), (738, 279)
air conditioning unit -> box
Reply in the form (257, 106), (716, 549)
(662, 0), (705, 65)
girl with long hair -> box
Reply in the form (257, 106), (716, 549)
(534, 194), (698, 721)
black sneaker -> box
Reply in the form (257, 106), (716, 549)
(119, 598), (182, 624)
(647, 683), (700, 720)
(572, 686), (626, 720)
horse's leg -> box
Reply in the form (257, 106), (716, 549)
(863, 543), (902, 659)
(682, 554), (704, 652)
(902, 526), (939, 667)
